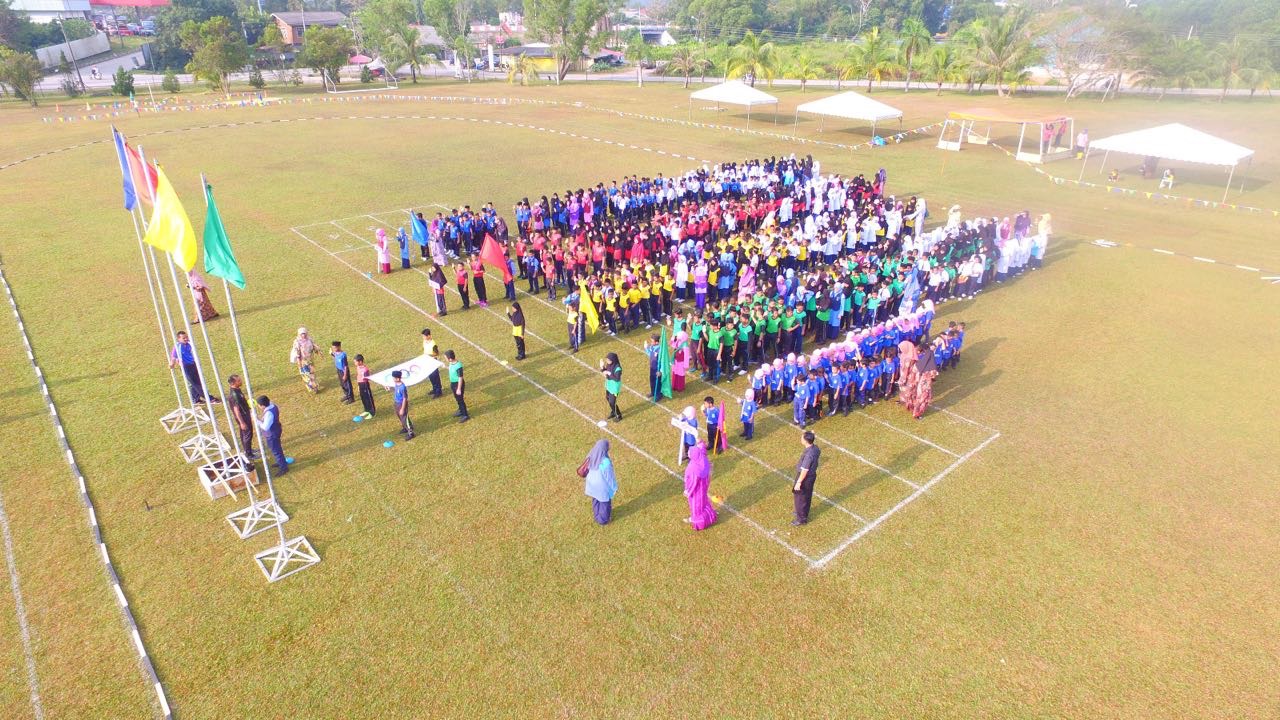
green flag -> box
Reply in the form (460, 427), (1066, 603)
(202, 183), (245, 289)
(655, 325), (673, 401)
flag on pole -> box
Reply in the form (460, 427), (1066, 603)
(124, 143), (157, 206)
(111, 128), (137, 211)
(716, 401), (728, 452)
(578, 280), (600, 335)
(202, 182), (245, 289)
(655, 325), (673, 401)
(479, 234), (512, 282)
(143, 166), (198, 272)
(408, 211), (428, 246)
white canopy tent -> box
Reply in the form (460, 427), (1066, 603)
(689, 80), (779, 129)
(1080, 123), (1254, 201)
(793, 91), (903, 137)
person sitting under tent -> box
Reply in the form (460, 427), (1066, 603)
(1160, 169), (1176, 189)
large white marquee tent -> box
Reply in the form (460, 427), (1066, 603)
(792, 91), (903, 137)
(1080, 123), (1255, 201)
(688, 80), (779, 129)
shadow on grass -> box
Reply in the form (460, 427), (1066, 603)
(234, 293), (329, 318)
(930, 336), (1004, 408)
(812, 440), (934, 522)
(613, 475), (681, 522)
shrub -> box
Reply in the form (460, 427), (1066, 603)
(249, 66), (265, 89)
(161, 69), (181, 93)
(111, 66), (134, 96)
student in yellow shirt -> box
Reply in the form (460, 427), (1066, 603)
(507, 302), (527, 360)
(567, 301), (581, 353)
(661, 273), (675, 317)
(708, 265), (720, 303)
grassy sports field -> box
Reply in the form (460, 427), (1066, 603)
(1, 81), (1278, 718)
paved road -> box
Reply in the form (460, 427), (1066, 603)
(37, 49), (149, 91)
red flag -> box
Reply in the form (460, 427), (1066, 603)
(479, 234), (512, 283)
(124, 143), (157, 205)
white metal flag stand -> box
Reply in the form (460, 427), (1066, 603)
(199, 177), (318, 580)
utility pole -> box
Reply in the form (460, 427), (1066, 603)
(55, 17), (87, 91)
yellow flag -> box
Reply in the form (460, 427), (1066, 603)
(143, 167), (197, 272)
(578, 281), (600, 335)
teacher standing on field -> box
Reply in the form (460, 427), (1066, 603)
(792, 431), (820, 526)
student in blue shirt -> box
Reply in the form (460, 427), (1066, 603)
(739, 388), (758, 440)
(792, 375), (810, 427)
(827, 365), (844, 418)
(856, 359), (873, 406)
(839, 363), (856, 416)
(391, 370), (414, 440)
(879, 354), (895, 399)
(396, 227), (411, 269)
(768, 361), (785, 405)
(678, 405), (699, 464)
(703, 396), (723, 455)
(807, 371), (823, 422)
(168, 331), (214, 404)
(330, 341), (354, 404)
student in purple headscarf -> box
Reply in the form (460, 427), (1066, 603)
(683, 441), (718, 531)
(582, 439), (618, 525)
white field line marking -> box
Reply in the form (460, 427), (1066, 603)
(1236, 265), (1259, 272)
(1153, 248), (1175, 255)
(810, 431), (1001, 569)
(355, 213), (869, 528)
(1192, 256), (1216, 263)
(291, 225), (815, 565)
(0, 489), (44, 719)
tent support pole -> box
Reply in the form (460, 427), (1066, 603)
(773, 101), (777, 125)
(1077, 147), (1091, 181)
(1016, 122), (1027, 159)
(1099, 149), (1110, 175)
(792, 109), (798, 138)
(1223, 164), (1235, 203)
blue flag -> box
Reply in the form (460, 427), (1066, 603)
(111, 128), (137, 211)
(409, 211), (429, 246)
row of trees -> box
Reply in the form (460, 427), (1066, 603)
(654, 4), (1278, 101)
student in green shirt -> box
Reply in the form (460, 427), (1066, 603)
(445, 350), (469, 423)
(705, 319), (723, 383)
(764, 309), (782, 361)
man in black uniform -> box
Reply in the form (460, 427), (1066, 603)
(227, 375), (257, 462)
(792, 431), (820, 526)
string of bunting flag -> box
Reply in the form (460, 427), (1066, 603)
(37, 91), (943, 151)
(988, 141), (1280, 219)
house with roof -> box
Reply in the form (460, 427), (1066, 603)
(269, 11), (348, 46)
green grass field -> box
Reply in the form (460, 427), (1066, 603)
(1, 81), (1278, 718)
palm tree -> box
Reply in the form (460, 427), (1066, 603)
(668, 46), (701, 88)
(898, 17), (932, 92)
(727, 30), (779, 87)
(1138, 37), (1207, 101)
(382, 23), (425, 83)
(1209, 36), (1259, 102)
(625, 30), (652, 87)
(923, 44), (964, 96)
(789, 52), (822, 92)
(850, 27), (898, 92)
(505, 53), (538, 86)
(967, 11), (1041, 97)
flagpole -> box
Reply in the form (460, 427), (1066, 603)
(203, 178), (317, 579)
(139, 146), (229, 468)
(199, 173), (283, 543)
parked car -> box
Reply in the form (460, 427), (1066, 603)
(116, 26), (134, 36)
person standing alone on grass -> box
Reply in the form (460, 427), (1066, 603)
(392, 370), (414, 440)
(508, 302), (527, 360)
(290, 327), (320, 393)
(792, 431), (820, 526)
(445, 350), (469, 423)
(228, 375), (256, 462)
(601, 353), (623, 422)
(428, 264), (448, 317)
(331, 341), (353, 404)
(256, 395), (288, 476)
(582, 439), (618, 526)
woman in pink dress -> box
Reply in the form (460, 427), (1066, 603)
(375, 228), (391, 274)
(671, 330), (689, 392)
(683, 441), (718, 530)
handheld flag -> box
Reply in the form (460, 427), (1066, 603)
(409, 211), (428, 246)
(202, 183), (245, 289)
(578, 280), (600, 335)
(143, 166), (198, 272)
(655, 325), (673, 401)
(479, 234), (513, 282)
(716, 401), (728, 452)
(111, 128), (137, 211)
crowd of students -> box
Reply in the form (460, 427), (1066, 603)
(400, 153), (1045, 426)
